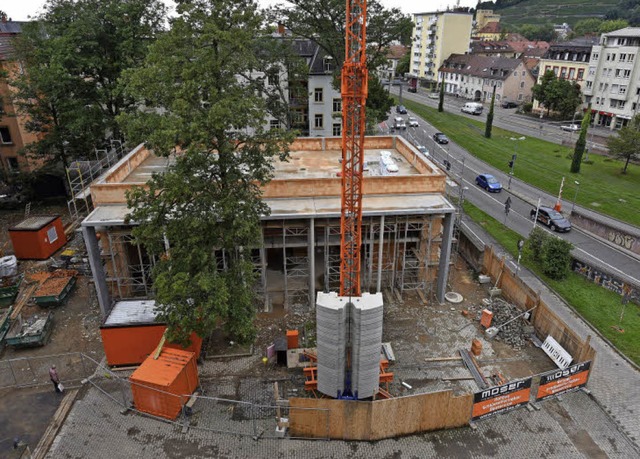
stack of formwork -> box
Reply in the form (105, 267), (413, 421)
(316, 292), (384, 399)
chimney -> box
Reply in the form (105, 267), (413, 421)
(277, 22), (285, 36)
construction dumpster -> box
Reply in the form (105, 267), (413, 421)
(9, 216), (67, 260)
(33, 275), (76, 307)
(100, 300), (202, 366)
(130, 348), (199, 420)
(5, 311), (53, 348)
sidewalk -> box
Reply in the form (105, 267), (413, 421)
(462, 217), (640, 446)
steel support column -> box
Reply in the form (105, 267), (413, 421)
(309, 218), (315, 308)
(376, 215), (384, 293)
(82, 226), (111, 318)
(436, 213), (455, 304)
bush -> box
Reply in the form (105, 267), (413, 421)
(526, 227), (573, 280)
(526, 227), (546, 263)
(541, 237), (573, 280)
(522, 102), (533, 113)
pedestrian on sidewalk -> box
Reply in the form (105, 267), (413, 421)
(49, 365), (62, 393)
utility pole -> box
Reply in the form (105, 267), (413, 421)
(508, 136), (525, 189)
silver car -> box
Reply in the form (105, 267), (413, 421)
(408, 116), (419, 127)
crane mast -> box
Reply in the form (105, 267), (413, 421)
(340, 0), (368, 298)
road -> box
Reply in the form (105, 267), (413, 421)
(383, 106), (640, 288)
(391, 86), (613, 151)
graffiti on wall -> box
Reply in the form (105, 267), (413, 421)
(572, 260), (625, 295)
(607, 231), (636, 251)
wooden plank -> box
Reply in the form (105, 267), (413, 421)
(10, 284), (37, 321)
(32, 389), (78, 459)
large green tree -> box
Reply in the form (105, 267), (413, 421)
(119, 0), (295, 344)
(532, 70), (581, 119)
(9, 0), (166, 167)
(485, 85), (496, 139)
(268, 0), (413, 123)
(606, 114), (640, 174)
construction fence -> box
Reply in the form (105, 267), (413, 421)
(0, 352), (99, 390)
(482, 246), (597, 364)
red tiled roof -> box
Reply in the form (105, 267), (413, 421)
(477, 22), (501, 34)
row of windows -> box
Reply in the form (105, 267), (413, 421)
(544, 65), (585, 80)
(593, 97), (626, 109)
(597, 67), (633, 79)
(270, 116), (341, 135)
(593, 52), (637, 63)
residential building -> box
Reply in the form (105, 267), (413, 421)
(475, 9), (501, 32)
(474, 22), (502, 42)
(0, 19), (41, 177)
(471, 39), (549, 59)
(409, 11), (473, 84)
(583, 28), (640, 129)
(378, 45), (408, 81)
(439, 54), (535, 104)
(534, 37), (597, 113)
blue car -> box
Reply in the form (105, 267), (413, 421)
(475, 174), (502, 193)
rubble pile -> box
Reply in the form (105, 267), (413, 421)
(485, 298), (532, 350)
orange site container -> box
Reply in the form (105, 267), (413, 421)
(286, 329), (299, 349)
(100, 300), (202, 366)
(9, 216), (67, 260)
(130, 348), (199, 420)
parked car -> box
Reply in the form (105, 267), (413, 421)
(393, 116), (406, 130)
(416, 145), (429, 156)
(407, 116), (419, 127)
(530, 206), (572, 232)
(427, 92), (439, 99)
(396, 105), (407, 114)
(475, 174), (502, 193)
(461, 102), (483, 115)
(560, 124), (580, 132)
(433, 132), (449, 144)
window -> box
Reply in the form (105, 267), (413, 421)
(615, 69), (622, 78)
(332, 123), (341, 136)
(611, 84), (619, 94)
(560, 67), (567, 78)
(323, 57), (334, 73)
(7, 157), (19, 171)
(269, 119), (281, 130)
(314, 114), (323, 129)
(606, 53), (611, 61)
(596, 97), (600, 105)
(268, 72), (279, 86)
(569, 68), (576, 79)
(520, 81), (525, 88)
(332, 98), (342, 112)
(591, 53), (599, 61)
(620, 53), (627, 62)
(585, 81), (593, 89)
(522, 71), (526, 76)
(314, 88), (323, 103)
(620, 85), (627, 95)
(0, 127), (11, 144)
(517, 93), (523, 101)
(629, 54), (635, 63)
(47, 226), (58, 244)
(513, 71), (518, 77)
(578, 69), (585, 80)
(552, 66), (559, 75)
(624, 69), (632, 79)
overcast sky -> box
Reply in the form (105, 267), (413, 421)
(3, 0), (478, 21)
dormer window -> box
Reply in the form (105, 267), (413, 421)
(324, 56), (334, 73)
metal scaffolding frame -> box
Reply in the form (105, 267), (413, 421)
(103, 230), (155, 300)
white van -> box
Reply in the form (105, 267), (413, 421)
(462, 102), (483, 115)
(393, 117), (406, 130)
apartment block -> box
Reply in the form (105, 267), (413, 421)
(409, 11), (473, 84)
(583, 28), (640, 129)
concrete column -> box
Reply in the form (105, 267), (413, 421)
(309, 218), (315, 309)
(436, 212), (455, 304)
(376, 215), (385, 293)
(82, 226), (111, 318)
(260, 247), (269, 312)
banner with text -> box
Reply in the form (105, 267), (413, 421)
(471, 377), (532, 421)
(536, 361), (591, 402)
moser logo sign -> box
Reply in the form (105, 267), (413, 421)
(471, 377), (532, 421)
(536, 361), (591, 402)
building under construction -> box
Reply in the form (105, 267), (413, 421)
(81, 136), (456, 320)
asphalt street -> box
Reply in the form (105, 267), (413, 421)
(383, 102), (640, 288)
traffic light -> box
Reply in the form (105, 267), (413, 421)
(508, 160), (514, 169)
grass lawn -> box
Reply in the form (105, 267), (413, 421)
(398, 97), (640, 227)
(463, 202), (640, 366)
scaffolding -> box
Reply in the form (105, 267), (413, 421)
(66, 140), (127, 222)
(94, 212), (448, 310)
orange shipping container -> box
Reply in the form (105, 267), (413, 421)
(130, 348), (199, 420)
(100, 300), (202, 366)
(9, 216), (67, 260)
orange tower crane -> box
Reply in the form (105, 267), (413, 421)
(339, 0), (368, 298)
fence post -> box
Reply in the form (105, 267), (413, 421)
(251, 403), (257, 439)
(8, 359), (17, 387)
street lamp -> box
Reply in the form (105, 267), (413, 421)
(508, 136), (525, 189)
(571, 180), (580, 214)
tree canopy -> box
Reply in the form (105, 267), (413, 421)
(9, 0), (166, 167)
(119, 0), (295, 344)
(268, 0), (413, 123)
(606, 114), (640, 174)
(532, 70), (582, 119)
